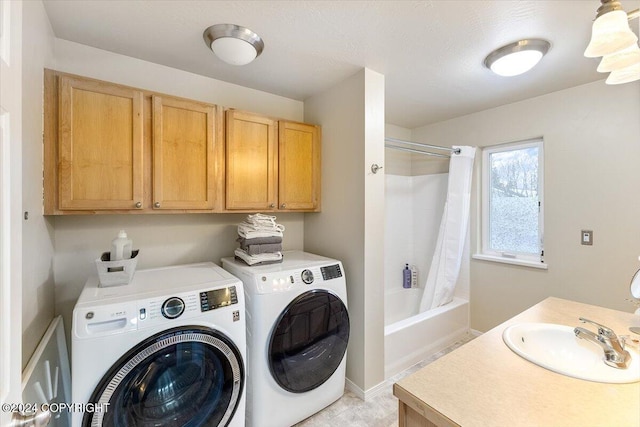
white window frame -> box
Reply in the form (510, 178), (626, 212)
(473, 138), (546, 269)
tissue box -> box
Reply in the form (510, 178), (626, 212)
(95, 250), (139, 287)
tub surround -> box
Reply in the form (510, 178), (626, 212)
(394, 297), (640, 427)
(384, 294), (469, 379)
(384, 171), (472, 380)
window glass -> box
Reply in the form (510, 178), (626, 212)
(482, 139), (544, 262)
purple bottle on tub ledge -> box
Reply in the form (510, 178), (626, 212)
(403, 264), (411, 288)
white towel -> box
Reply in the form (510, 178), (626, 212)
(237, 213), (285, 239)
(246, 213), (278, 226)
(234, 248), (283, 265)
(237, 223), (284, 239)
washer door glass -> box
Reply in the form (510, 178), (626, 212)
(268, 290), (349, 393)
(83, 326), (244, 427)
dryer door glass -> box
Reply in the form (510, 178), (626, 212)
(83, 326), (244, 427)
(268, 290), (350, 393)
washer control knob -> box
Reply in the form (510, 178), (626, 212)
(162, 297), (185, 319)
(301, 269), (314, 285)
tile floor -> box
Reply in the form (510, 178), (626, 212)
(295, 333), (477, 427)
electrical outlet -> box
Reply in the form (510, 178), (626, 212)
(581, 230), (593, 246)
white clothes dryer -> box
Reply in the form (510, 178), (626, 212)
(71, 262), (246, 427)
(221, 251), (349, 427)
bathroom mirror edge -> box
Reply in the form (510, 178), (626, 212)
(631, 268), (640, 299)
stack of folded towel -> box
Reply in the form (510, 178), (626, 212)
(235, 213), (285, 266)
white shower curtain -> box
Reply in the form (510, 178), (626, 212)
(419, 146), (476, 312)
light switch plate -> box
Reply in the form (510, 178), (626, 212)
(581, 230), (593, 246)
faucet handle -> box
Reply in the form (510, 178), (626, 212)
(578, 317), (617, 338)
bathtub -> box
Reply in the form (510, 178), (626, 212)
(384, 288), (469, 379)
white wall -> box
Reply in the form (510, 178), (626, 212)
(22, 0), (56, 368)
(362, 68), (385, 392)
(412, 80), (640, 332)
(49, 40), (307, 344)
(304, 69), (386, 395)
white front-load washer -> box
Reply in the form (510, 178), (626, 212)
(221, 250), (349, 427)
(71, 262), (246, 427)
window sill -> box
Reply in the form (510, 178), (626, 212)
(472, 254), (548, 270)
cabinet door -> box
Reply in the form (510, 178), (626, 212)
(225, 110), (277, 210)
(58, 76), (144, 210)
(152, 96), (217, 210)
(278, 121), (320, 211)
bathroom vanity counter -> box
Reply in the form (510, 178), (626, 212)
(393, 297), (640, 427)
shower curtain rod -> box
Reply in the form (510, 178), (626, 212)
(385, 137), (461, 155)
(384, 144), (451, 158)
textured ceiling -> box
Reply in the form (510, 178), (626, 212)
(42, 0), (640, 129)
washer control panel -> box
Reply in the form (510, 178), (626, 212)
(321, 264), (342, 280)
(200, 285), (238, 312)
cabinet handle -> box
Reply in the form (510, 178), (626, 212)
(154, 202), (161, 208)
(280, 203), (286, 209)
(135, 202), (142, 208)
(269, 203), (275, 208)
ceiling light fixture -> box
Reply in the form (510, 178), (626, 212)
(484, 39), (551, 77)
(597, 43), (640, 72)
(203, 24), (264, 66)
(585, 0), (640, 84)
(606, 62), (640, 84)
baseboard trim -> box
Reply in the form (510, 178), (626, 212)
(345, 377), (390, 401)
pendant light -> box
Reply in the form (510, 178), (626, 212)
(597, 43), (640, 72)
(585, 0), (640, 84)
(584, 8), (637, 57)
(606, 62), (640, 84)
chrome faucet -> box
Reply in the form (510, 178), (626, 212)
(574, 317), (631, 369)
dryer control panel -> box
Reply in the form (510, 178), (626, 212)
(255, 263), (344, 294)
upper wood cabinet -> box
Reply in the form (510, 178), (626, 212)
(225, 110), (320, 212)
(152, 95), (219, 210)
(44, 70), (320, 214)
(225, 110), (278, 210)
(278, 120), (321, 211)
(57, 75), (144, 210)
(45, 70), (223, 214)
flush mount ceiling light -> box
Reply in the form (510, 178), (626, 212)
(203, 24), (264, 66)
(484, 39), (551, 77)
(585, 0), (640, 84)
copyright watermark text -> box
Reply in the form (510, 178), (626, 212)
(1, 402), (109, 413)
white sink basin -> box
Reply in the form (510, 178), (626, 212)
(503, 323), (640, 383)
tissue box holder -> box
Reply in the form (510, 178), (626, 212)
(95, 250), (139, 287)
